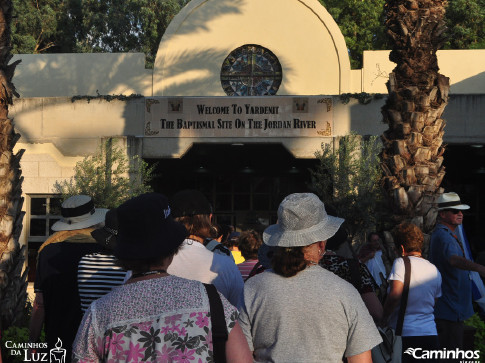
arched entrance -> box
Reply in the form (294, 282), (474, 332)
(147, 143), (318, 231)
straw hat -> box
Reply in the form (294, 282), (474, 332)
(437, 192), (470, 211)
(263, 193), (344, 247)
(51, 195), (108, 231)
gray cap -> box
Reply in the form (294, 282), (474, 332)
(263, 193), (344, 247)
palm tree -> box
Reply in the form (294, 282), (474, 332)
(380, 0), (449, 251)
(0, 0), (26, 329)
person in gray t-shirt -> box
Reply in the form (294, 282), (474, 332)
(238, 193), (382, 362)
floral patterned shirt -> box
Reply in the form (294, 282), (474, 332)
(72, 276), (238, 363)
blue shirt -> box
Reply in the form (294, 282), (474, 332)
(429, 224), (473, 321)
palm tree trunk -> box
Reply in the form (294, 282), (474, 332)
(0, 0), (25, 329)
(380, 0), (449, 252)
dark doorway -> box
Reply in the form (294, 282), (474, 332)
(441, 144), (485, 259)
(146, 143), (318, 231)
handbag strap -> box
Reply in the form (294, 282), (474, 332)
(203, 283), (228, 363)
(396, 256), (411, 336)
(245, 261), (262, 282)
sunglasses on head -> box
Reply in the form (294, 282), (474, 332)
(443, 209), (462, 214)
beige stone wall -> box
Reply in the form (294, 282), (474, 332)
(18, 143), (83, 195)
(11, 97), (146, 147)
(12, 49), (485, 98)
(152, 0), (352, 96)
(12, 53), (152, 98)
(363, 49), (485, 94)
(16, 138), (134, 194)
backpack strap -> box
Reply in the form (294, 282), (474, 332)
(438, 226), (466, 257)
(203, 283), (228, 363)
(245, 261), (263, 282)
(204, 239), (232, 257)
(213, 244), (232, 257)
(396, 256), (411, 336)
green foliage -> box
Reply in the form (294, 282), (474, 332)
(465, 313), (485, 360)
(318, 0), (485, 68)
(311, 133), (386, 239)
(1, 327), (46, 363)
(319, 0), (389, 68)
(54, 139), (155, 209)
(11, 0), (485, 69)
(339, 92), (384, 105)
(11, 0), (80, 54)
(70, 92), (144, 103)
(76, 0), (188, 68)
(11, 0), (188, 68)
(0, 300), (45, 363)
(444, 0), (485, 49)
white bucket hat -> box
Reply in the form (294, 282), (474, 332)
(437, 192), (470, 211)
(51, 195), (108, 231)
(263, 193), (344, 247)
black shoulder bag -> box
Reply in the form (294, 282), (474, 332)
(371, 256), (411, 363)
(203, 284), (228, 363)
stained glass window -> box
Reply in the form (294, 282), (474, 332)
(221, 44), (282, 96)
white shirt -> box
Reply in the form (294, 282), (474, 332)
(365, 250), (387, 285)
(168, 238), (244, 307)
(388, 256), (442, 336)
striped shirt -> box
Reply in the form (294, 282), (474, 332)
(77, 253), (128, 312)
(238, 259), (259, 281)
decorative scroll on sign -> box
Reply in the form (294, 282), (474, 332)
(144, 96), (333, 137)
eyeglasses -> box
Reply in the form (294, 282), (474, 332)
(443, 209), (462, 215)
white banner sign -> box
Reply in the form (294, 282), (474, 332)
(144, 96), (333, 137)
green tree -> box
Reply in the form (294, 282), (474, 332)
(54, 139), (156, 209)
(311, 133), (387, 242)
(11, 0), (484, 69)
(11, 0), (188, 68)
(77, 0), (187, 67)
(11, 0), (81, 54)
(444, 0), (485, 49)
(319, 0), (389, 68)
(319, 0), (484, 68)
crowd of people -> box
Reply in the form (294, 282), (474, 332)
(28, 190), (485, 362)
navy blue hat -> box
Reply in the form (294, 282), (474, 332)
(91, 208), (118, 251)
(170, 189), (212, 218)
(115, 193), (187, 260)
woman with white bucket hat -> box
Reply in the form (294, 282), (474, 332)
(238, 193), (382, 362)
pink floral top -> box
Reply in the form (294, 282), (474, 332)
(72, 276), (238, 363)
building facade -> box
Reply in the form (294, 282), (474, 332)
(10, 0), (485, 276)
